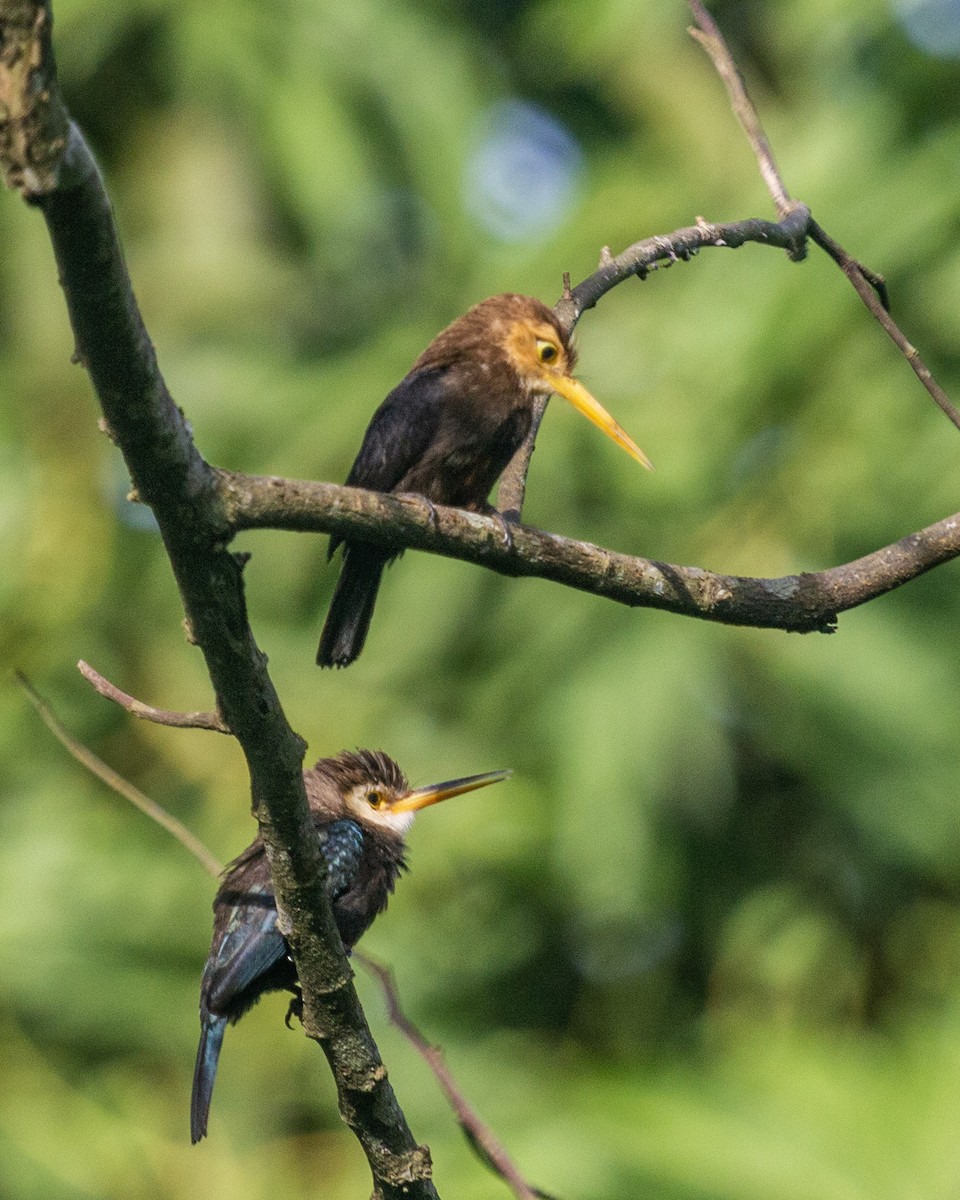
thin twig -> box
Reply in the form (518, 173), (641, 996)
(16, 671), (223, 877)
(555, 207), (811, 334)
(687, 0), (792, 216)
(78, 659), (230, 733)
(685, 2), (960, 433)
(357, 953), (558, 1200)
(496, 396), (548, 520)
(808, 218), (960, 429)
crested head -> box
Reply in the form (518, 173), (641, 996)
(306, 749), (416, 839)
(311, 748), (408, 795)
(305, 750), (513, 842)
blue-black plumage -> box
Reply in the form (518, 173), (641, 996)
(191, 749), (510, 1142)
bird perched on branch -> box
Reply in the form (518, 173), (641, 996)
(316, 293), (652, 667)
(191, 748), (509, 1143)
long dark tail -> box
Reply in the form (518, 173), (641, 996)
(191, 1013), (227, 1143)
(316, 544), (387, 668)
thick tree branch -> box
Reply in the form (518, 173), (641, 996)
(0, 0), (66, 193)
(221, 470), (960, 632)
(0, 5), (436, 1195)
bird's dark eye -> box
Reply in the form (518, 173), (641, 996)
(367, 790), (385, 809)
(536, 339), (559, 364)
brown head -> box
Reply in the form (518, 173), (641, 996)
(305, 749), (512, 845)
(414, 294), (652, 468)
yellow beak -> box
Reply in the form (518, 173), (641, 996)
(549, 374), (653, 470)
(388, 768), (512, 814)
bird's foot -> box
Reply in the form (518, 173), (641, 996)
(285, 991), (304, 1029)
(398, 492), (440, 533)
(480, 503), (517, 552)
(422, 496), (440, 532)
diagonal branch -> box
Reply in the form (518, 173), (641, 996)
(807, 217), (960, 428)
(27, 670), (543, 1200)
(687, 0), (793, 216)
(0, 5), (437, 1195)
(358, 953), (559, 1200)
(685, 0), (960, 432)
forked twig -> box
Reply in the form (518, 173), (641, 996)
(507, 0), (960, 516)
(686, 0), (960, 431)
(78, 659), (230, 733)
(357, 952), (559, 1200)
(16, 671), (223, 877)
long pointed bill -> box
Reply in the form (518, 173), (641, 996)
(549, 375), (653, 469)
(388, 768), (512, 814)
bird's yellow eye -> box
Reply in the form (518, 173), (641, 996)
(536, 339), (559, 364)
(367, 789), (385, 809)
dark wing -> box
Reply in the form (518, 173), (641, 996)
(343, 367), (447, 493)
(201, 838), (287, 1016)
(329, 367), (448, 562)
(203, 821), (366, 1015)
(204, 881), (287, 1016)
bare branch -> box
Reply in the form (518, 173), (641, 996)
(687, 0), (792, 215)
(358, 954), (557, 1200)
(1, 8), (437, 1195)
(553, 207), (811, 334)
(0, 0), (67, 194)
(16, 672), (224, 878)
(221, 470), (960, 633)
(502, 0), (960, 515)
(684, 0), (960, 432)
(496, 395), (548, 520)
(808, 218), (960, 429)
(78, 659), (230, 733)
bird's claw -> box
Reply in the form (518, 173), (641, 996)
(285, 991), (303, 1029)
(399, 492), (440, 533)
(421, 496), (440, 532)
(480, 504), (516, 551)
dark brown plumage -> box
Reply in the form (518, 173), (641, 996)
(191, 749), (509, 1143)
(317, 293), (650, 667)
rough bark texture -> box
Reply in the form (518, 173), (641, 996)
(0, 4), (437, 1195)
(220, 470), (960, 633)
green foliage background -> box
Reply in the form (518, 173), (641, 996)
(3, 1), (960, 1196)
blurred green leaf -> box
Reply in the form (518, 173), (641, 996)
(5, 0), (960, 1196)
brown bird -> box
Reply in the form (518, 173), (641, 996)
(192, 748), (509, 1142)
(316, 293), (651, 667)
